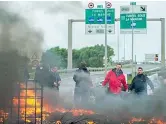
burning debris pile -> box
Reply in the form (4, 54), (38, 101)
(42, 88), (166, 124)
(1, 81), (166, 124)
(10, 83), (95, 124)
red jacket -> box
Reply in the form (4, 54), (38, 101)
(102, 68), (128, 94)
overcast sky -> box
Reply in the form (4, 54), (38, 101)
(4, 1), (166, 61)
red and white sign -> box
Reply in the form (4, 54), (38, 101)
(106, 2), (112, 8)
(88, 2), (94, 8)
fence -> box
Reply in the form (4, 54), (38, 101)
(0, 81), (44, 124)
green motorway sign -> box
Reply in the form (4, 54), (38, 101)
(120, 5), (147, 34)
(85, 8), (115, 34)
(130, 2), (136, 5)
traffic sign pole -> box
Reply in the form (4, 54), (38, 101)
(104, 1), (108, 76)
(117, 22), (120, 62)
(131, 4), (134, 77)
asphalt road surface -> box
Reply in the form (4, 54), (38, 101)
(41, 64), (160, 106)
(55, 64), (160, 102)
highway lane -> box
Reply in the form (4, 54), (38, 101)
(43, 64), (160, 104)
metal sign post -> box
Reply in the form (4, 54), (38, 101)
(120, 3), (147, 76)
(104, 1), (108, 76)
(84, 1), (115, 75)
(131, 3), (134, 77)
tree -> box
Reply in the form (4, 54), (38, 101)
(42, 44), (114, 68)
(74, 44), (114, 67)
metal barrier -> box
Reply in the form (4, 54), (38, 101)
(57, 67), (161, 74)
(3, 81), (44, 124)
(29, 67), (161, 80)
(0, 116), (4, 124)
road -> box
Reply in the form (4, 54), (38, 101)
(42, 64), (160, 107)
(56, 64), (160, 102)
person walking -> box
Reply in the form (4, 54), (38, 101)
(129, 67), (154, 96)
(73, 62), (92, 108)
(102, 63), (128, 96)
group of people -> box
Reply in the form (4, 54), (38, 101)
(33, 62), (155, 107)
(102, 63), (155, 96)
(72, 62), (155, 105)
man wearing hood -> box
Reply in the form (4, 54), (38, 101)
(102, 63), (128, 95)
(73, 61), (92, 107)
(129, 67), (154, 96)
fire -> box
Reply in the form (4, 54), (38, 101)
(0, 110), (8, 123)
(129, 117), (166, 124)
(12, 84), (94, 123)
(13, 85), (49, 122)
(10, 83), (166, 124)
(44, 105), (94, 116)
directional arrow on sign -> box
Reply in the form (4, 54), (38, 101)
(131, 22), (136, 27)
(140, 6), (146, 11)
(88, 30), (92, 33)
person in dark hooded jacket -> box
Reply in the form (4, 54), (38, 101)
(73, 62), (92, 107)
(34, 64), (50, 86)
(129, 67), (154, 96)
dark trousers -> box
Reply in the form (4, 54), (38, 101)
(74, 87), (89, 108)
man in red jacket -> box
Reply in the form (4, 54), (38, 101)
(102, 63), (128, 95)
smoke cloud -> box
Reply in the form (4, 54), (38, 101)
(87, 79), (166, 122)
(46, 74), (166, 123)
(0, 3), (43, 111)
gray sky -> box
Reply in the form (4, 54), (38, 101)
(4, 1), (166, 61)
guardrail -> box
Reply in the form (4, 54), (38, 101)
(144, 67), (161, 75)
(29, 67), (161, 80)
(57, 66), (161, 74)
(58, 64), (133, 74)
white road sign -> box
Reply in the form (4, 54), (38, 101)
(145, 54), (156, 61)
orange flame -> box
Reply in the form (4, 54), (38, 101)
(0, 110), (8, 123)
(12, 84), (94, 123)
(3, 83), (166, 124)
(129, 117), (166, 124)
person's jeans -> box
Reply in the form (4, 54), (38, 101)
(74, 87), (89, 108)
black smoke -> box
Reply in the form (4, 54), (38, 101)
(0, 6), (43, 112)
